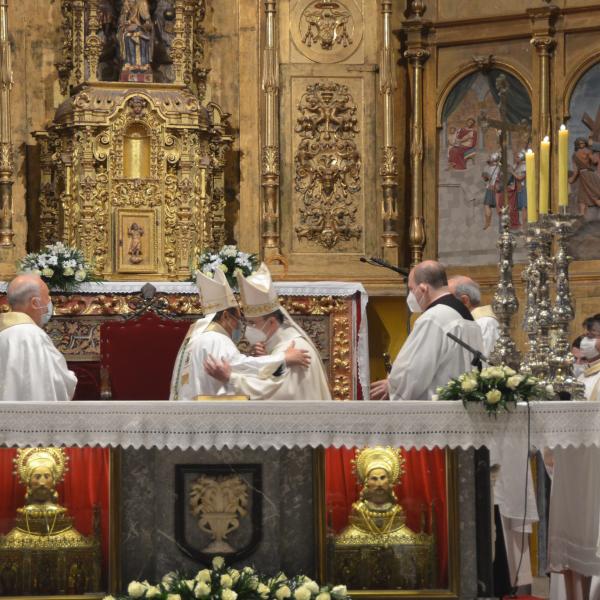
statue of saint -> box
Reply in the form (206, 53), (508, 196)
(128, 222), (144, 264)
(118, 0), (154, 80)
(333, 447), (435, 589)
(0, 448), (101, 595)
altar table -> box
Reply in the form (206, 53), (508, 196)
(0, 400), (596, 451)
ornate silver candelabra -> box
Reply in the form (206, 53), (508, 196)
(519, 215), (554, 384)
(547, 209), (585, 398)
(489, 207), (521, 369)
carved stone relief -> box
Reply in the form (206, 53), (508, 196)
(291, 0), (363, 64)
(293, 81), (362, 250)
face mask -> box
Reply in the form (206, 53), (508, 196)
(34, 298), (53, 327)
(573, 363), (586, 378)
(230, 319), (244, 344)
(245, 323), (268, 345)
(406, 291), (422, 314)
(581, 336), (599, 359)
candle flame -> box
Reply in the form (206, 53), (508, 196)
(543, 135), (550, 142)
(526, 148), (533, 154)
(560, 124), (567, 131)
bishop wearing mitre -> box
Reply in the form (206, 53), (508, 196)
(205, 263), (332, 400)
(169, 268), (309, 401)
(0, 274), (77, 402)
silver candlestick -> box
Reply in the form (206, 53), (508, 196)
(489, 207), (520, 369)
(547, 208), (585, 399)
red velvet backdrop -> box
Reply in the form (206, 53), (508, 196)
(0, 448), (111, 572)
(325, 447), (448, 587)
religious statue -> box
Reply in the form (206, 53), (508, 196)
(332, 447), (435, 589)
(447, 117), (477, 170)
(128, 222), (144, 264)
(118, 0), (154, 82)
(0, 448), (101, 595)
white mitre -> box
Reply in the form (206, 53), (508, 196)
(196, 268), (238, 317)
(236, 262), (280, 317)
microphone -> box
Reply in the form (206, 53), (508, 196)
(360, 256), (409, 277)
(446, 332), (488, 368)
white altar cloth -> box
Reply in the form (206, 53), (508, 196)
(0, 400), (597, 451)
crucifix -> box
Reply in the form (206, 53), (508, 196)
(478, 73), (531, 220)
(582, 106), (600, 142)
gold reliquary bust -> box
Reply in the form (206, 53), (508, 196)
(332, 447), (435, 589)
(0, 448), (101, 596)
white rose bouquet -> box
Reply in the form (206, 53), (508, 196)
(435, 365), (554, 415)
(18, 242), (99, 291)
(107, 558), (351, 600)
(195, 245), (258, 291)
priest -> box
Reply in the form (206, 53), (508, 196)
(370, 260), (483, 401)
(0, 273), (77, 402)
(169, 268), (310, 401)
(448, 275), (499, 357)
(204, 263), (332, 400)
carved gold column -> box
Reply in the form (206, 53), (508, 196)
(171, 0), (187, 84)
(71, 0), (85, 85)
(261, 0), (280, 256)
(379, 0), (398, 260)
(402, 1), (430, 266)
(0, 0), (14, 247)
(528, 6), (558, 140)
(85, 0), (101, 83)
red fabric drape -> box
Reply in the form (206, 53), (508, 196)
(325, 447), (448, 587)
(0, 448), (111, 573)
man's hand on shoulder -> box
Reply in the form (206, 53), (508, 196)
(204, 354), (232, 383)
(284, 341), (311, 368)
(370, 379), (390, 400)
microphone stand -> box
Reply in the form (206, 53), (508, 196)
(359, 256), (408, 278)
(446, 332), (488, 370)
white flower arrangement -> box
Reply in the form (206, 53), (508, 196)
(436, 365), (554, 415)
(107, 558), (351, 600)
(196, 245), (258, 290)
(18, 242), (98, 291)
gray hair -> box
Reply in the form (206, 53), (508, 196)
(453, 280), (481, 307)
(7, 277), (42, 309)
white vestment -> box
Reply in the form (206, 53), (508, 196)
(229, 323), (332, 401)
(472, 305), (500, 358)
(169, 317), (285, 401)
(548, 358), (600, 577)
(388, 301), (484, 401)
(0, 312), (77, 402)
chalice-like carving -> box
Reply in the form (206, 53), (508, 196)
(189, 474), (249, 554)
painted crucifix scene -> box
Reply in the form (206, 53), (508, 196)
(566, 61), (600, 261)
(438, 69), (531, 266)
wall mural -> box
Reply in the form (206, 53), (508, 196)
(437, 69), (531, 266)
(567, 61), (600, 261)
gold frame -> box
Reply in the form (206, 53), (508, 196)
(115, 208), (159, 274)
(2, 447), (121, 600)
(313, 448), (460, 600)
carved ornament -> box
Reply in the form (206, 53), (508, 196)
(294, 81), (362, 250)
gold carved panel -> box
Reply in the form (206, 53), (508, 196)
(290, 0), (364, 65)
(116, 208), (158, 274)
(289, 77), (366, 254)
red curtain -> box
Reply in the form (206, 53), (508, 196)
(0, 448), (111, 572)
(325, 447), (448, 587)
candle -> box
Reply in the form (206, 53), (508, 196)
(526, 149), (537, 223)
(539, 135), (550, 214)
(558, 124), (569, 207)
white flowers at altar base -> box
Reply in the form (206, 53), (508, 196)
(109, 558), (352, 600)
(196, 245), (258, 291)
(436, 365), (555, 416)
(18, 242), (99, 292)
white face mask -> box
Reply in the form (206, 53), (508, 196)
(573, 363), (586, 378)
(581, 336), (599, 359)
(406, 291), (422, 314)
(33, 298), (53, 327)
(245, 323), (268, 345)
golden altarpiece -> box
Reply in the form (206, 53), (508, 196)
(34, 0), (232, 281)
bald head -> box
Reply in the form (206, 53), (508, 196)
(7, 274), (50, 327)
(407, 260), (450, 311)
(448, 275), (481, 311)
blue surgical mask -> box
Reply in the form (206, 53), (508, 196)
(231, 319), (243, 344)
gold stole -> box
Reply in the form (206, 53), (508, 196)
(0, 312), (35, 334)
